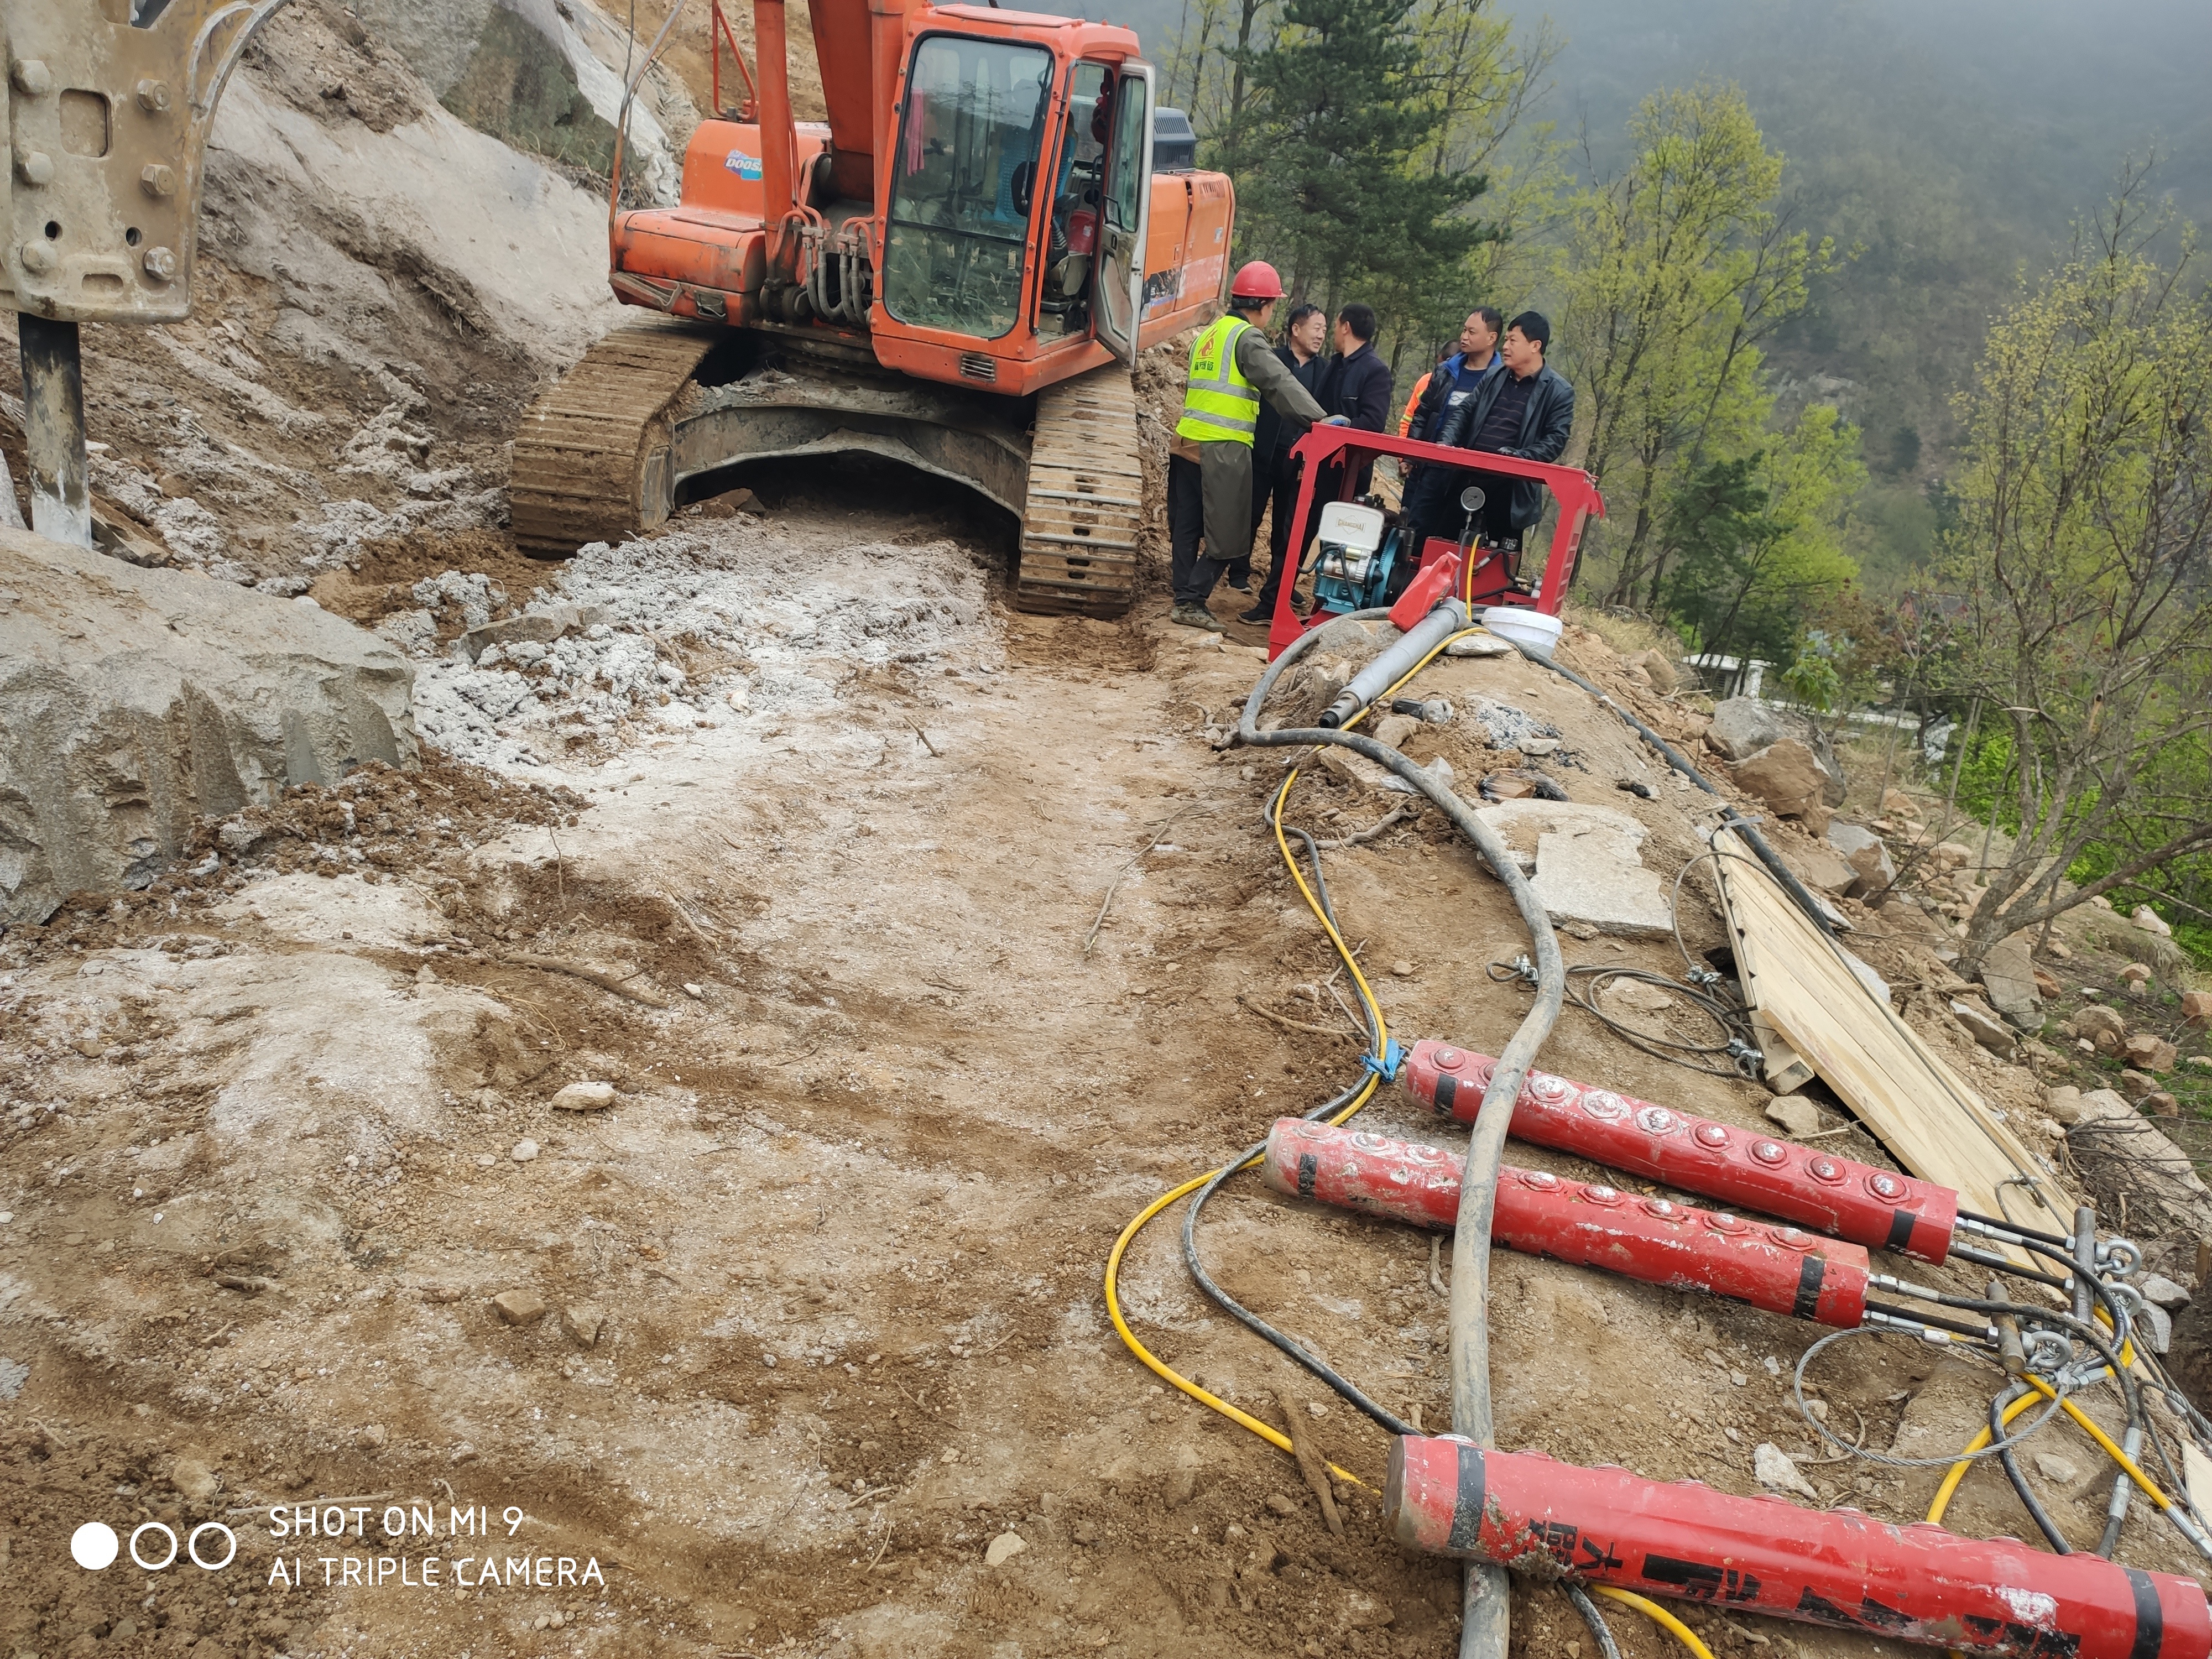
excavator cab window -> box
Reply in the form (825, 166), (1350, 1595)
(1036, 62), (1111, 337)
(883, 34), (1056, 341)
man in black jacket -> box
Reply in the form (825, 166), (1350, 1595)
(1415, 311), (1574, 564)
(1317, 304), (1393, 437)
(1295, 302), (1392, 572)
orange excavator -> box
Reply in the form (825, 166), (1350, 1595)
(509, 0), (1235, 615)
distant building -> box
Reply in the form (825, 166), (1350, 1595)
(1685, 654), (1771, 700)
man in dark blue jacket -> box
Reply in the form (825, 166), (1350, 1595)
(1316, 304), (1394, 438)
(1406, 311), (1574, 566)
(1399, 307), (1502, 444)
(1296, 302), (1393, 566)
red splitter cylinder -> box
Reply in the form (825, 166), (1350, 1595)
(1261, 1119), (1867, 1328)
(1400, 1041), (1957, 1263)
(1386, 1439), (2211, 1658)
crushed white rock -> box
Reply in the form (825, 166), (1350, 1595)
(382, 524), (995, 769)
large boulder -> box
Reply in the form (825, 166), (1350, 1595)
(1, 529), (416, 924)
(1731, 738), (1832, 835)
(1707, 698), (1846, 806)
(1977, 933), (2043, 1026)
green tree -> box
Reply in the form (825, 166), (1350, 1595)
(1218, 0), (1495, 324)
(1660, 403), (1863, 662)
(1932, 169), (2212, 975)
(1552, 83), (1834, 612)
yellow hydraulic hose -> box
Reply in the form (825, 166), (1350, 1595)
(1101, 627), (1469, 1483)
(2022, 1376), (2177, 1513)
(1594, 1587), (1716, 1659)
(1926, 1387), (2043, 1526)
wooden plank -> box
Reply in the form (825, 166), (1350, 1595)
(1712, 827), (2069, 1233)
(1749, 1010), (1815, 1095)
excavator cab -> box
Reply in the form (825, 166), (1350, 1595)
(878, 38), (1147, 356)
(514, 0), (1228, 617)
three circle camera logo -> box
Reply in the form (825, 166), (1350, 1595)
(70, 1518), (237, 1574)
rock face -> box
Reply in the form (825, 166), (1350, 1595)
(1706, 700), (1846, 806)
(0, 530), (416, 924)
(343, 0), (700, 207)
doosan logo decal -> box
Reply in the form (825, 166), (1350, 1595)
(726, 150), (763, 180)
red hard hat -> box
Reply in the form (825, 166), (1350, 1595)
(1230, 260), (1284, 300)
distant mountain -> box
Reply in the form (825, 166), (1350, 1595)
(1492, 0), (2211, 472)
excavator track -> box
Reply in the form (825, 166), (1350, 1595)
(510, 319), (720, 557)
(1013, 364), (1144, 618)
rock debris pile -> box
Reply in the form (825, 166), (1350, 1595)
(380, 525), (995, 767)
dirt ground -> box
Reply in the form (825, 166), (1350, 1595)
(6, 456), (2209, 1657)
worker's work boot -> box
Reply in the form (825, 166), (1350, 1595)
(1170, 603), (1224, 633)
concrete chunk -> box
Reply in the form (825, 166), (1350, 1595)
(1474, 800), (1672, 938)
(1, 527), (416, 924)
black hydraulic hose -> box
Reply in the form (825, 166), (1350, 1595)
(1993, 1384), (2074, 1554)
(1958, 1208), (2074, 1250)
(1566, 1584), (1623, 1659)
(1949, 1240), (2072, 1293)
(2006, 1234), (2137, 1355)
(1862, 1301), (1996, 1342)
(1915, 1291), (2150, 1455)
(1183, 1145), (1417, 1437)
(1504, 644), (1837, 937)
(1181, 826), (1414, 1435)
(1282, 824), (1375, 1046)
(1241, 608), (1566, 1659)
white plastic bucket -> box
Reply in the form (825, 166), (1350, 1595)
(1480, 606), (1562, 658)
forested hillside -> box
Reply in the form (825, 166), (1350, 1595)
(1502, 0), (2210, 482)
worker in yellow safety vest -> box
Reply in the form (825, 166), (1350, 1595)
(1168, 262), (1342, 631)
